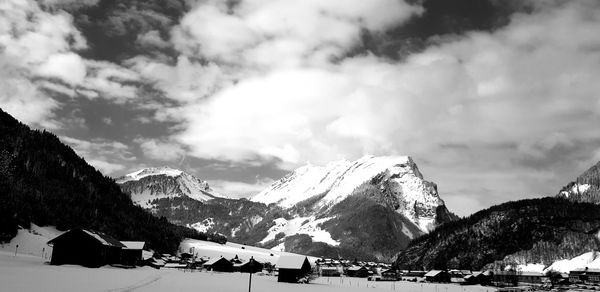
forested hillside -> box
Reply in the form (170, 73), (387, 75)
(394, 197), (600, 270)
(0, 108), (212, 253)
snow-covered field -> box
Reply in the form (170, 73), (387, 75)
(0, 252), (497, 292)
(179, 238), (320, 264)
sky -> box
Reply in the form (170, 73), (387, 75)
(1, 0), (600, 216)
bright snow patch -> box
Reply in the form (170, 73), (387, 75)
(179, 238), (318, 265)
(544, 251), (600, 273)
(0, 224), (62, 259)
(188, 218), (215, 233)
(118, 167), (183, 183)
(259, 217), (339, 246)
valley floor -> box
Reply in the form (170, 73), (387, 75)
(0, 251), (499, 292)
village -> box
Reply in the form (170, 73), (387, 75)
(14, 227), (596, 292)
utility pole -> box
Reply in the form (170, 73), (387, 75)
(14, 244), (18, 257)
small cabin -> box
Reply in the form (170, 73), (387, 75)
(47, 229), (125, 268)
(425, 270), (451, 283)
(347, 266), (369, 278)
(239, 257), (263, 273)
(277, 256), (312, 283)
(120, 241), (145, 266)
(203, 257), (233, 272)
(321, 266), (342, 277)
(381, 269), (399, 281)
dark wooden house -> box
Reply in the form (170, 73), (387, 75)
(347, 266), (369, 278)
(47, 229), (125, 268)
(203, 257), (233, 272)
(569, 268), (600, 284)
(381, 269), (399, 281)
(277, 256), (312, 283)
(321, 266), (342, 277)
(239, 257), (263, 273)
(120, 241), (145, 266)
(425, 270), (451, 283)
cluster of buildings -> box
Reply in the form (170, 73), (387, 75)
(46, 228), (314, 283)
(46, 228), (149, 268)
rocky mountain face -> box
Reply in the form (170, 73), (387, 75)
(119, 156), (456, 262)
(557, 161), (600, 203)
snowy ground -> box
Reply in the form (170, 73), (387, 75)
(179, 238), (320, 264)
(0, 252), (497, 292)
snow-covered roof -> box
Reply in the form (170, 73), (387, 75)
(277, 256), (309, 269)
(48, 229), (125, 248)
(425, 270), (445, 277)
(203, 257), (231, 266)
(121, 241), (145, 250)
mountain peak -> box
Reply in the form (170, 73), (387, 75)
(251, 154), (446, 233)
(116, 166), (184, 183)
(116, 167), (228, 207)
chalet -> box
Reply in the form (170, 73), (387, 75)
(405, 270), (427, 277)
(321, 266), (342, 277)
(239, 257), (263, 273)
(381, 269), (399, 281)
(517, 271), (544, 284)
(570, 268), (600, 284)
(47, 229), (125, 268)
(277, 256), (312, 283)
(425, 270), (451, 283)
(120, 241), (145, 266)
(464, 271), (493, 285)
(347, 266), (369, 278)
(203, 257), (233, 272)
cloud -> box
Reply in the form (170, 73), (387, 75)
(60, 136), (134, 175)
(209, 178), (275, 198)
(136, 138), (186, 162)
(37, 52), (87, 85)
(0, 0), (86, 127)
(173, 0), (422, 66)
(163, 0), (600, 215)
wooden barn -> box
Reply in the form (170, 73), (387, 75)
(277, 256), (312, 283)
(425, 270), (451, 283)
(203, 257), (233, 272)
(320, 266), (342, 277)
(120, 241), (145, 266)
(381, 269), (399, 281)
(47, 229), (125, 268)
(347, 266), (369, 278)
(239, 257), (263, 273)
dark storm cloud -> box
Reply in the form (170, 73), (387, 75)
(52, 0), (189, 62)
(350, 0), (534, 60)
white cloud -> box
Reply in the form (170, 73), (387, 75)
(0, 0), (85, 127)
(136, 138), (186, 162)
(165, 0), (600, 215)
(209, 178), (275, 198)
(173, 0), (422, 67)
(37, 52), (87, 85)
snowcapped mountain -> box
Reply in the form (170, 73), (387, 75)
(116, 157), (456, 262)
(252, 155), (447, 233)
(248, 155), (456, 261)
(116, 167), (227, 208)
(557, 160), (600, 203)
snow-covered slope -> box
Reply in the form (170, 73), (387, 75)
(557, 160), (600, 203)
(116, 167), (227, 208)
(252, 155), (446, 233)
